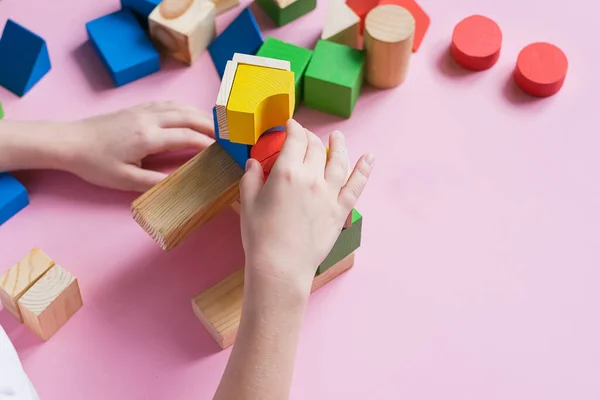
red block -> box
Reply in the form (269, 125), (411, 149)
(451, 15), (502, 71)
(377, 0), (430, 52)
(514, 42), (568, 97)
(250, 129), (286, 181)
(346, 0), (378, 34)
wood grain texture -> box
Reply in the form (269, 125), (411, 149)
(212, 0), (240, 15)
(0, 247), (54, 322)
(149, 0), (216, 65)
(131, 142), (244, 251)
(18, 264), (83, 341)
(192, 252), (356, 349)
(226, 64), (294, 145)
(321, 1), (360, 49)
(378, 0), (431, 52)
(364, 4), (414, 89)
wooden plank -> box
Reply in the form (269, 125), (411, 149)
(18, 264), (83, 341)
(0, 247), (54, 322)
(131, 142), (244, 251)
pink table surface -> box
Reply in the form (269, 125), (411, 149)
(1, 0), (599, 398)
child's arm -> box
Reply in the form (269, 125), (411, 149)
(0, 101), (214, 192)
(213, 119), (374, 400)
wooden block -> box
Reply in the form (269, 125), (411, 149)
(378, 0), (430, 52)
(213, 0), (241, 15)
(227, 64), (295, 145)
(18, 264), (83, 341)
(0, 172), (29, 226)
(250, 128), (286, 181)
(322, 1), (360, 49)
(216, 55), (290, 141)
(0, 247), (54, 322)
(346, 0), (378, 34)
(121, 0), (161, 19)
(192, 269), (244, 349)
(0, 19), (51, 97)
(208, 8), (263, 78)
(131, 142), (244, 251)
(86, 9), (160, 87)
(317, 209), (362, 274)
(304, 40), (365, 118)
(450, 15), (502, 71)
(192, 252), (356, 349)
(364, 5), (414, 89)
(213, 106), (251, 168)
(256, 37), (313, 106)
(514, 42), (568, 98)
(149, 0), (216, 65)
(255, 0), (317, 27)
(230, 199), (241, 214)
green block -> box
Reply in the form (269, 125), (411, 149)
(256, 0), (316, 27)
(317, 209), (363, 275)
(0, 101), (3, 119)
(304, 40), (365, 118)
(256, 37), (313, 107)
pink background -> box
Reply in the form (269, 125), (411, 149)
(1, 0), (599, 398)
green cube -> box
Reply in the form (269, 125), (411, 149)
(0, 101), (3, 120)
(304, 40), (365, 118)
(255, 0), (316, 27)
(256, 37), (313, 107)
(317, 209), (363, 275)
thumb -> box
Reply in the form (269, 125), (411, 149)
(239, 159), (264, 208)
(121, 164), (168, 192)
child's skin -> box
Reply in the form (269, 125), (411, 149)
(0, 102), (374, 399)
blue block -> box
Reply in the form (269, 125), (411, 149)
(86, 9), (160, 87)
(208, 8), (263, 78)
(0, 19), (51, 97)
(0, 173), (29, 226)
(121, 0), (161, 19)
(213, 107), (250, 168)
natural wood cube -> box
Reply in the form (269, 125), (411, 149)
(18, 264), (83, 341)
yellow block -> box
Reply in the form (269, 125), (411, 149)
(226, 64), (295, 145)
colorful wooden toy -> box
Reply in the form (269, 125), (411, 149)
(451, 15), (502, 71)
(364, 4), (415, 89)
(121, 0), (162, 24)
(378, 0), (430, 52)
(0, 19), (51, 97)
(212, 0), (241, 15)
(149, 0), (216, 65)
(250, 128), (286, 180)
(346, 0), (378, 34)
(321, 1), (360, 49)
(514, 42), (568, 97)
(255, 0), (316, 27)
(0, 173), (29, 227)
(304, 40), (365, 118)
(86, 9), (160, 87)
(256, 37), (313, 106)
(208, 7), (263, 78)
(213, 106), (250, 168)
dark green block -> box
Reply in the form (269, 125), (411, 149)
(304, 40), (365, 118)
(255, 0), (316, 27)
(317, 209), (363, 275)
(256, 36), (313, 107)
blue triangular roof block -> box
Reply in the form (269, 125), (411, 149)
(0, 19), (51, 97)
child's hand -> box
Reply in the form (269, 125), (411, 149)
(66, 102), (214, 192)
(239, 119), (374, 295)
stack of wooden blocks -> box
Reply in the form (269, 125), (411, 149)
(0, 248), (83, 341)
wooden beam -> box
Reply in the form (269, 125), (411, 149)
(131, 142), (244, 251)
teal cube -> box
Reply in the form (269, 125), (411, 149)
(304, 40), (365, 118)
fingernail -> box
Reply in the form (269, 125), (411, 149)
(245, 159), (252, 171)
(365, 153), (375, 166)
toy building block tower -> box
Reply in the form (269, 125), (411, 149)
(0, 19), (51, 97)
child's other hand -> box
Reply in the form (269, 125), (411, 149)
(66, 101), (214, 192)
(239, 119), (374, 296)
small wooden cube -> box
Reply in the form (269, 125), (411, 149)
(18, 264), (83, 341)
(255, 0), (316, 27)
(149, 0), (216, 65)
(0, 247), (54, 322)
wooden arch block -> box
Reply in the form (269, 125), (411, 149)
(321, 1), (360, 49)
(226, 64), (295, 145)
(149, 0), (216, 65)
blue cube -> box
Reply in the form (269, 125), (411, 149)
(0, 19), (51, 97)
(213, 107), (250, 168)
(86, 9), (160, 87)
(0, 173), (29, 226)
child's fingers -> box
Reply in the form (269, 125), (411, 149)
(302, 128), (326, 172)
(274, 119), (308, 169)
(147, 128), (214, 154)
(141, 101), (199, 114)
(120, 164), (168, 192)
(156, 110), (215, 137)
(337, 153), (375, 214)
(240, 159), (264, 208)
(325, 131), (349, 190)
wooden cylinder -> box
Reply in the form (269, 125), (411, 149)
(364, 5), (415, 89)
